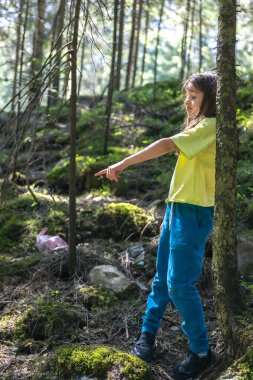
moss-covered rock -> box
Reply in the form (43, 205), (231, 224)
(52, 345), (154, 380)
(96, 202), (157, 241)
(77, 285), (117, 310)
(47, 155), (96, 192)
(0, 295), (82, 341)
(47, 150), (134, 193)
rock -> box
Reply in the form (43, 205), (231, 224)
(237, 238), (253, 278)
(89, 265), (137, 293)
(96, 202), (157, 241)
(52, 345), (154, 380)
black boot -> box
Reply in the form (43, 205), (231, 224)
(172, 349), (214, 380)
(131, 331), (155, 362)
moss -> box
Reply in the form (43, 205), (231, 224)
(77, 285), (117, 310)
(245, 200), (253, 228)
(0, 313), (24, 340)
(96, 202), (156, 241)
(77, 105), (106, 132)
(52, 345), (154, 380)
(48, 103), (71, 123)
(0, 254), (40, 283)
(47, 150), (135, 193)
(237, 86), (253, 108)
(122, 80), (181, 109)
(0, 151), (8, 165)
(13, 295), (82, 341)
(47, 154), (95, 191)
(231, 348), (253, 379)
(0, 193), (68, 254)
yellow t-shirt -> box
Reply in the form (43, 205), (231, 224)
(167, 117), (216, 207)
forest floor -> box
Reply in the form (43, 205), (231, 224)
(0, 196), (230, 380)
(1, 83), (253, 379)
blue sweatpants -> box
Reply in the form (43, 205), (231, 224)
(142, 202), (214, 354)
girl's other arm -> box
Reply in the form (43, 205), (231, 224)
(95, 138), (177, 182)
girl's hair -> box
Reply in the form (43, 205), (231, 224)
(182, 71), (217, 130)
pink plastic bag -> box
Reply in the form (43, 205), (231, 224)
(36, 228), (68, 252)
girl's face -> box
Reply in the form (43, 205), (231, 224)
(184, 83), (204, 119)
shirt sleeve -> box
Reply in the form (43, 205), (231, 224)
(171, 118), (216, 160)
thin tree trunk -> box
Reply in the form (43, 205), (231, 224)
(30, 0), (46, 98)
(186, 0), (196, 77)
(140, 0), (149, 86)
(52, 0), (67, 102)
(198, 0), (203, 72)
(115, 0), (125, 91)
(153, 0), (165, 98)
(46, 5), (61, 113)
(213, 0), (243, 356)
(63, 3), (74, 98)
(132, 0), (143, 88)
(78, 0), (90, 96)
(12, 0), (29, 179)
(103, 0), (119, 155)
(11, 0), (24, 114)
(179, 0), (190, 81)
(125, 0), (137, 90)
(68, 0), (81, 275)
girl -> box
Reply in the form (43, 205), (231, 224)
(95, 72), (217, 380)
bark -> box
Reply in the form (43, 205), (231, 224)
(213, 0), (243, 356)
(125, 0), (137, 90)
(140, 0), (149, 86)
(103, 0), (119, 155)
(52, 0), (67, 101)
(30, 0), (46, 98)
(11, 0), (24, 114)
(68, 0), (81, 275)
(63, 3), (74, 98)
(179, 0), (190, 81)
(78, 0), (90, 95)
(12, 0), (29, 179)
(132, 0), (143, 88)
(153, 0), (165, 98)
(115, 0), (125, 90)
(198, 0), (203, 72)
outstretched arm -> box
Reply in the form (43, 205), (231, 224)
(95, 137), (177, 182)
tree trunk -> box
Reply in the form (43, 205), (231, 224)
(30, 0), (46, 98)
(140, 0), (149, 86)
(132, 0), (143, 88)
(125, 0), (137, 90)
(78, 0), (90, 96)
(153, 0), (165, 98)
(52, 0), (67, 102)
(63, 3), (74, 99)
(179, 0), (190, 81)
(68, 0), (81, 275)
(103, 0), (119, 155)
(12, 0), (29, 179)
(115, 0), (125, 91)
(11, 0), (24, 114)
(212, 0), (243, 356)
(198, 0), (203, 72)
